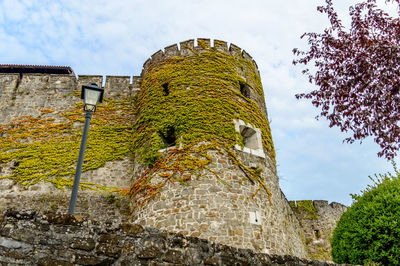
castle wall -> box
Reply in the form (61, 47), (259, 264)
(289, 200), (347, 260)
(0, 73), (77, 123)
(0, 209), (339, 265)
(0, 39), (346, 261)
(0, 73), (139, 222)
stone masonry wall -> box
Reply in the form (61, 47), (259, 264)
(132, 149), (308, 258)
(0, 73), (140, 222)
(0, 208), (344, 266)
(289, 200), (347, 261)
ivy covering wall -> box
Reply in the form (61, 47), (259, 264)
(126, 40), (275, 208)
(0, 94), (133, 191)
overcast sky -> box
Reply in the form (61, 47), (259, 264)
(0, 0), (396, 206)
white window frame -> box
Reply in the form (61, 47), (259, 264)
(233, 119), (265, 158)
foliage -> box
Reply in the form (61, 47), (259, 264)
(0, 96), (133, 190)
(331, 162), (400, 264)
(293, 0), (400, 159)
(290, 200), (318, 220)
(124, 41), (275, 208)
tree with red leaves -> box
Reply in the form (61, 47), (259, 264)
(293, 0), (400, 159)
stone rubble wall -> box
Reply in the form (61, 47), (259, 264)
(0, 209), (345, 266)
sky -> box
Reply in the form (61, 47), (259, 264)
(0, 0), (397, 206)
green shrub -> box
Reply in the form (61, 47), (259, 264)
(331, 163), (400, 265)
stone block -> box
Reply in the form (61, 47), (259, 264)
(96, 243), (122, 258)
(137, 246), (163, 259)
(70, 237), (95, 251)
(163, 249), (184, 264)
(121, 223), (144, 235)
(37, 257), (73, 266)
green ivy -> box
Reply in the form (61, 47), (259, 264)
(127, 45), (275, 208)
(0, 96), (133, 191)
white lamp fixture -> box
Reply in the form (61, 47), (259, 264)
(81, 83), (104, 112)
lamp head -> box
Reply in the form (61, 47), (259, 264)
(81, 83), (104, 112)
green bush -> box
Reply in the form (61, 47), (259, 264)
(331, 163), (400, 265)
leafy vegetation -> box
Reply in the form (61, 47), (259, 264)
(293, 0), (400, 159)
(331, 162), (400, 264)
(0, 95), (133, 191)
(124, 41), (275, 208)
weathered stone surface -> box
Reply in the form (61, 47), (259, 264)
(70, 237), (95, 251)
(163, 249), (184, 264)
(73, 254), (105, 265)
(37, 257), (74, 266)
(137, 246), (163, 259)
(0, 208), (341, 265)
(121, 223), (144, 235)
(96, 243), (122, 258)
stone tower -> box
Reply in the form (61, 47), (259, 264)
(129, 39), (307, 257)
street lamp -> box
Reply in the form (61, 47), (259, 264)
(68, 83), (104, 215)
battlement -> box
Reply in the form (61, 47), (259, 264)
(141, 38), (259, 76)
(0, 72), (141, 94)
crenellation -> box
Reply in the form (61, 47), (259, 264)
(104, 75), (131, 99)
(142, 58), (152, 72)
(179, 39), (195, 56)
(164, 44), (180, 57)
(47, 74), (77, 90)
(214, 39), (228, 51)
(229, 43), (242, 56)
(196, 38), (211, 52)
(242, 50), (253, 61)
(77, 75), (103, 90)
(131, 76), (141, 89)
(151, 49), (164, 61)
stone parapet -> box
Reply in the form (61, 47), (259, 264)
(141, 38), (260, 76)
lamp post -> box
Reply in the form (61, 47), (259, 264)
(68, 83), (104, 215)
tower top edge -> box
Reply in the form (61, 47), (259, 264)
(141, 38), (260, 76)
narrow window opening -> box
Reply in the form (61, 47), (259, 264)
(159, 126), (176, 147)
(240, 82), (251, 98)
(162, 83), (169, 96)
(233, 119), (265, 158)
(239, 125), (258, 150)
(314, 229), (321, 239)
